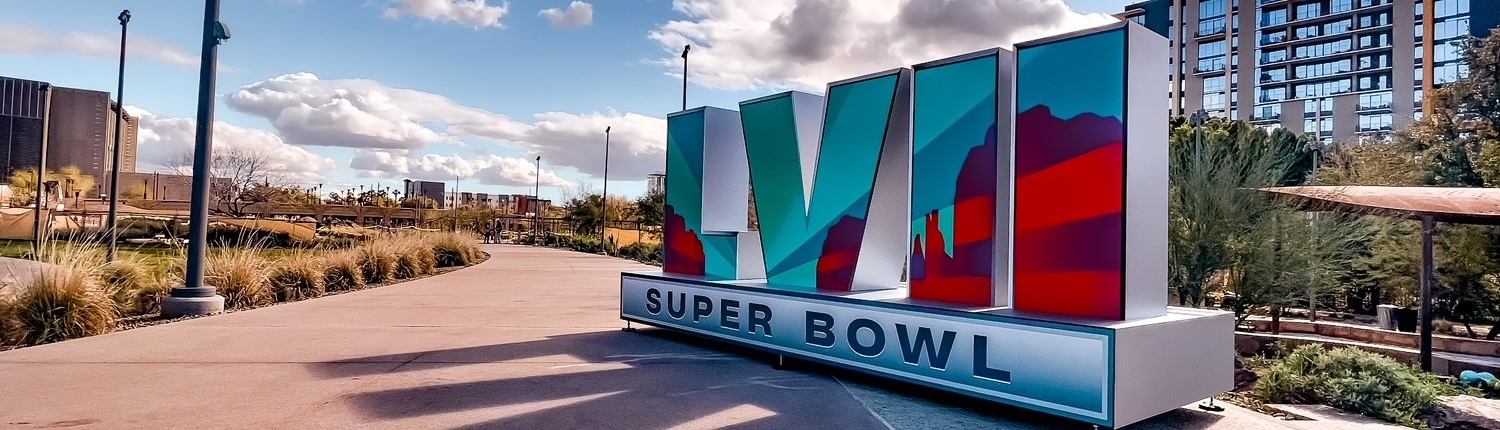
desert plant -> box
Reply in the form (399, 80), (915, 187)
(206, 249), (273, 309)
(426, 231), (482, 267)
(269, 256), (325, 302)
(99, 258), (153, 316)
(355, 244), (398, 285)
(321, 251), (365, 292)
(133, 280), (172, 316)
(393, 244), (437, 279)
(1251, 343), (1453, 426)
(3, 246), (116, 346)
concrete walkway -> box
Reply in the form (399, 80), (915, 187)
(0, 246), (1344, 429)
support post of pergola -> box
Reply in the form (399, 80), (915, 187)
(1419, 214), (1435, 372)
(1257, 185), (1500, 374)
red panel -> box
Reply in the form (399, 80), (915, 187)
(1012, 271), (1123, 320)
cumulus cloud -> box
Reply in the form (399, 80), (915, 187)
(648, 0), (1118, 91)
(127, 106), (339, 184)
(0, 22), (199, 68)
(383, 0), (510, 28)
(540, 1), (594, 29)
(227, 73), (667, 181)
(351, 150), (572, 188)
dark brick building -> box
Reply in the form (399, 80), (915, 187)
(0, 76), (139, 195)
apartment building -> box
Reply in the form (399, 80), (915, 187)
(1119, 0), (1498, 144)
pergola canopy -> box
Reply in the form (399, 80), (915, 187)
(1260, 186), (1500, 225)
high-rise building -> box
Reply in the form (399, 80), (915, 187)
(0, 76), (139, 193)
(647, 171), (665, 195)
(403, 179), (445, 208)
(0, 77), (48, 180)
(1119, 0), (1498, 144)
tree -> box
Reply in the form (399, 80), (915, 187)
(401, 196), (438, 209)
(564, 194), (606, 235)
(164, 147), (286, 217)
(8, 166), (96, 206)
(1168, 117), (1315, 307)
(632, 190), (664, 226)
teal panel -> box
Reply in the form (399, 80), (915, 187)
(703, 234), (739, 280)
(666, 111), (706, 230)
(1016, 29), (1125, 120)
(741, 75), (899, 289)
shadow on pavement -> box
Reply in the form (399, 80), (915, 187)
(307, 327), (1225, 429)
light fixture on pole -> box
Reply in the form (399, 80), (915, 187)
(106, 9), (131, 262)
(681, 45), (691, 111)
(166, 0), (231, 318)
(600, 126), (611, 255)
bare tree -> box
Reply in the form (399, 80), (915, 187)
(164, 147), (288, 217)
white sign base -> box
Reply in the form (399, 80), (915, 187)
(620, 271), (1231, 428)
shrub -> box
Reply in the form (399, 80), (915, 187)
(567, 235), (602, 253)
(1251, 343), (1454, 426)
(355, 245), (398, 285)
(133, 280), (172, 316)
(99, 258), (153, 316)
(321, 251), (365, 292)
(206, 249), (273, 309)
(269, 256), (325, 302)
(426, 231), (482, 267)
(618, 242), (663, 266)
(393, 245), (437, 280)
(3, 247), (116, 346)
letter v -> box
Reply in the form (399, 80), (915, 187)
(739, 69), (911, 291)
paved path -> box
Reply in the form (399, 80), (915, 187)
(0, 245), (1340, 429)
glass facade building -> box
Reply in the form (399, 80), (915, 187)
(1119, 0), (1497, 144)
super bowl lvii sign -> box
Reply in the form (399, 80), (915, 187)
(621, 21), (1232, 428)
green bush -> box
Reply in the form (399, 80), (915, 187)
(269, 257), (325, 302)
(1251, 343), (1454, 426)
(566, 235), (602, 253)
(618, 243), (663, 266)
(321, 251), (365, 292)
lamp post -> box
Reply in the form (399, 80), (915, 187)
(534, 156), (541, 242)
(600, 126), (611, 254)
(1189, 109), (1209, 161)
(167, 0), (230, 318)
(680, 45), (691, 111)
(31, 83), (53, 259)
(106, 9), (131, 262)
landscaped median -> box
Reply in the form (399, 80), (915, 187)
(0, 230), (485, 349)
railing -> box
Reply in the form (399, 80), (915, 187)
(1196, 26), (1227, 38)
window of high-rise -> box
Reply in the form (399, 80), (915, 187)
(1120, 0), (1493, 140)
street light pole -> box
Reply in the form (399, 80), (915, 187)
(106, 9), (131, 262)
(681, 45), (691, 111)
(167, 0), (230, 318)
(600, 126), (611, 254)
(32, 84), (53, 259)
(534, 156), (541, 243)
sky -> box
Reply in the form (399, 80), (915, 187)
(0, 0), (1137, 202)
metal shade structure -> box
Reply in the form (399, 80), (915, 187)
(1262, 186), (1500, 225)
(1261, 185), (1500, 373)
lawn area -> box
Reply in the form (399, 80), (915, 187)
(0, 240), (310, 276)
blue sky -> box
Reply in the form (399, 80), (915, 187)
(1, 0), (1135, 202)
